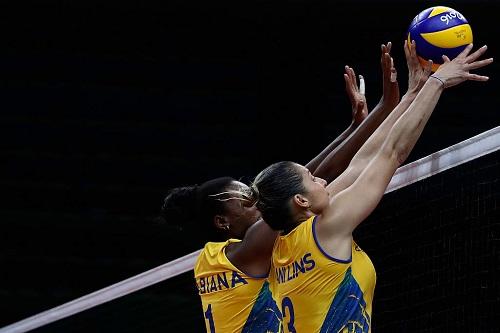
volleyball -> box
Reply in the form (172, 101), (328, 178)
(407, 6), (473, 71)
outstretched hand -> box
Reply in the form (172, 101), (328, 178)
(344, 65), (368, 126)
(433, 44), (493, 89)
(405, 40), (433, 92)
(381, 42), (399, 105)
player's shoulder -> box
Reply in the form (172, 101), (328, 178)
(195, 239), (243, 273)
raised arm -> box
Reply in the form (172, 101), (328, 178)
(312, 42), (400, 182)
(325, 40), (432, 195)
(317, 44), (493, 260)
(305, 67), (369, 175)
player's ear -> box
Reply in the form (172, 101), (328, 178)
(293, 194), (310, 209)
(213, 215), (229, 231)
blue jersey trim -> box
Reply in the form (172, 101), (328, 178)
(241, 281), (283, 333)
(319, 267), (370, 332)
(312, 216), (352, 264)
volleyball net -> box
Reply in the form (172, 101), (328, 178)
(1, 126), (499, 333)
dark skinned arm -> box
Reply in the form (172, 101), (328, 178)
(313, 42), (400, 182)
(305, 122), (358, 174)
(306, 63), (371, 174)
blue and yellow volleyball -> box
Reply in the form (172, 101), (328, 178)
(408, 6), (473, 71)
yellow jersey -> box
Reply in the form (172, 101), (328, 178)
(271, 216), (376, 333)
(194, 239), (282, 333)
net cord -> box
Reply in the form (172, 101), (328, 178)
(1, 125), (499, 333)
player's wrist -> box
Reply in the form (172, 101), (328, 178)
(429, 75), (446, 89)
(430, 75), (445, 86)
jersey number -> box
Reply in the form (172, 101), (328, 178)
(204, 304), (216, 333)
(281, 297), (297, 333)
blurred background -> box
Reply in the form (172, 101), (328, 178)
(1, 0), (498, 331)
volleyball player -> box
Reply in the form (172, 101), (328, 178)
(250, 42), (492, 332)
(161, 42), (401, 333)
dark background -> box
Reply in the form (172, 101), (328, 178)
(1, 0), (499, 331)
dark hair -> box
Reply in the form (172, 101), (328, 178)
(160, 177), (235, 240)
(251, 161), (305, 230)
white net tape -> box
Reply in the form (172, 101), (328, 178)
(1, 126), (499, 333)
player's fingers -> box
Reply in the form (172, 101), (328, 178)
(467, 73), (490, 81)
(344, 73), (355, 98)
(404, 40), (412, 62)
(465, 45), (488, 63)
(411, 40), (417, 59)
(383, 52), (391, 69)
(346, 70), (358, 95)
(345, 66), (355, 89)
(390, 68), (397, 83)
(457, 43), (474, 58)
(344, 72), (351, 87)
(359, 75), (365, 95)
(408, 40), (420, 67)
(442, 55), (451, 63)
(386, 41), (392, 54)
(381, 44), (386, 56)
(465, 58), (494, 71)
(349, 67), (358, 88)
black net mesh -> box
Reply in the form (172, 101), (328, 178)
(355, 151), (500, 332)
